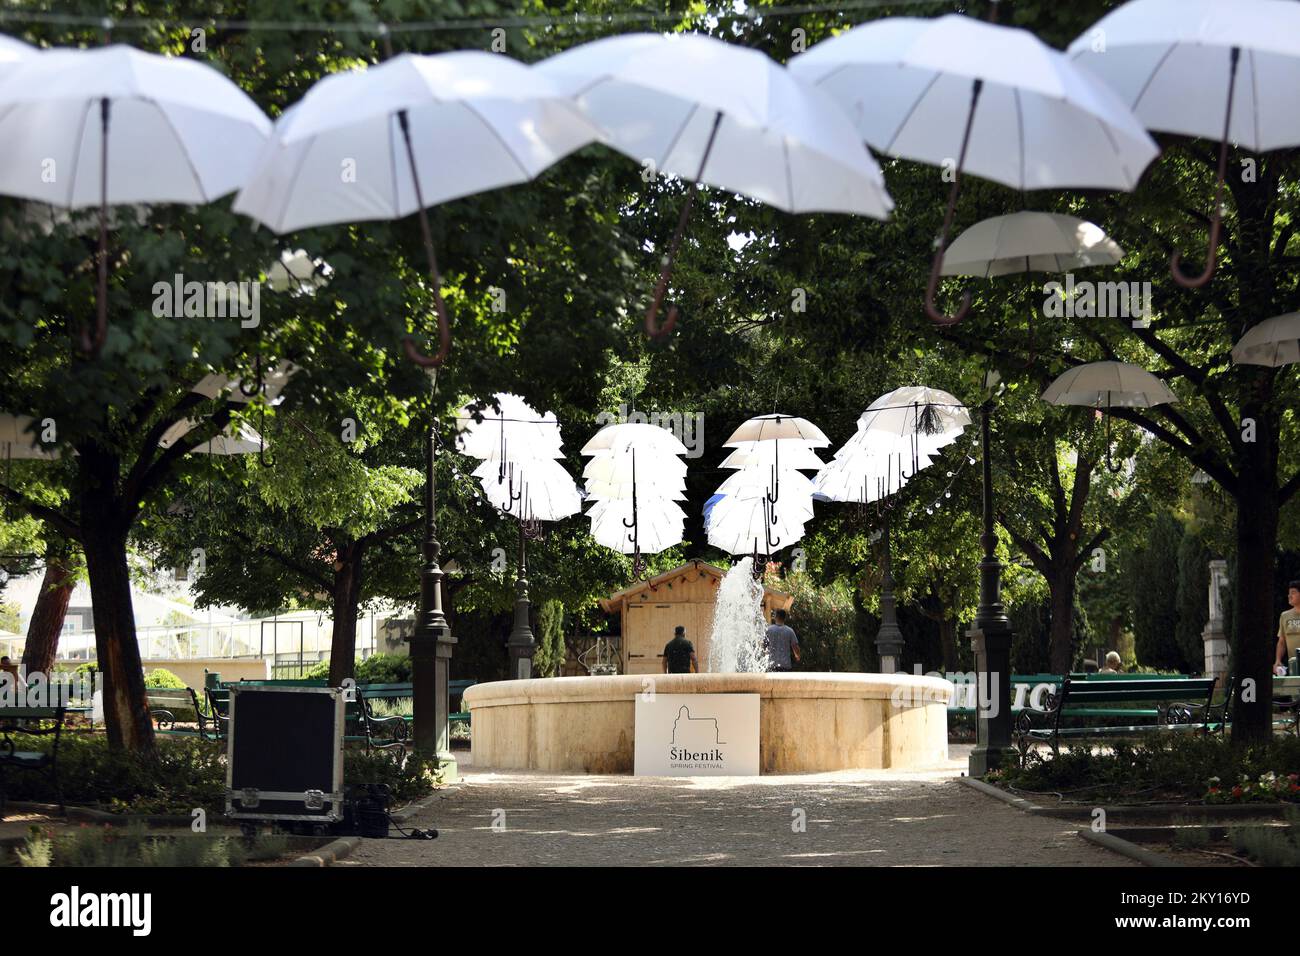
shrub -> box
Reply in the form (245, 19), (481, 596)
(13, 823), (294, 867)
(344, 749), (441, 804)
(143, 668), (187, 689)
(782, 572), (858, 671)
(304, 654), (413, 684)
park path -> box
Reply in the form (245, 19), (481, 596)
(340, 747), (1134, 867)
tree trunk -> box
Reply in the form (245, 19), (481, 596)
(1048, 567), (1076, 675)
(938, 617), (958, 672)
(327, 542), (365, 687)
(21, 549), (77, 677)
(82, 520), (154, 751)
(1230, 468), (1278, 743)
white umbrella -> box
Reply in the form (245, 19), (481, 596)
(855, 386), (970, 457)
(813, 448), (935, 504)
(0, 413), (61, 461)
(1231, 313), (1300, 368)
(720, 441), (826, 471)
(1042, 361), (1178, 471)
(0, 45), (272, 353)
(706, 494), (808, 556)
(940, 212), (1125, 277)
(234, 50), (598, 366)
(192, 359), (298, 405)
(587, 500), (685, 555)
(0, 33), (35, 76)
(716, 468), (817, 503)
(471, 457), (581, 522)
(581, 422), (688, 457)
(584, 477), (686, 501)
(790, 12), (1157, 324)
(455, 394), (564, 461)
(582, 452), (687, 484)
(1069, 0), (1300, 286)
(539, 32), (892, 336)
(724, 414), (830, 447)
(159, 419), (265, 457)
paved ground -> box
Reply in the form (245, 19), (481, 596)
(342, 747), (1135, 867)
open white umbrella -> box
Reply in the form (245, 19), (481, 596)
(1042, 360), (1178, 471)
(587, 499), (686, 555)
(0, 45), (272, 353)
(1069, 0), (1300, 286)
(234, 49), (599, 366)
(471, 457), (580, 522)
(724, 414), (830, 447)
(159, 419), (265, 457)
(455, 394), (564, 462)
(0, 33), (35, 75)
(720, 441), (826, 471)
(1231, 313), (1300, 368)
(706, 494), (808, 557)
(580, 422), (688, 457)
(0, 413), (61, 461)
(940, 212), (1125, 277)
(539, 32), (892, 336)
(790, 12), (1157, 324)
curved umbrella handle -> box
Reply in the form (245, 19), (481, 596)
(924, 79), (982, 327)
(644, 278), (680, 340)
(402, 274), (452, 368)
(1171, 46), (1239, 290)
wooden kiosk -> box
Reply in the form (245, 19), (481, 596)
(598, 560), (793, 675)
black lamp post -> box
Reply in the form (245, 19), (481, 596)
(506, 520), (535, 679)
(409, 423), (457, 774)
(874, 511), (905, 673)
(968, 397), (1014, 777)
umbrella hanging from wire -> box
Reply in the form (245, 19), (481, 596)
(234, 40), (599, 367)
(0, 40), (272, 354)
(538, 32), (893, 338)
(1041, 360), (1178, 472)
(1231, 312), (1300, 368)
(1069, 0), (1300, 287)
(790, 8), (1157, 325)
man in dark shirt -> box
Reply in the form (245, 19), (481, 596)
(764, 609), (800, 672)
(662, 625), (697, 674)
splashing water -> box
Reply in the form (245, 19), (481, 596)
(708, 557), (771, 673)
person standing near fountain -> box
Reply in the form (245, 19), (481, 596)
(662, 625), (698, 674)
(764, 610), (800, 673)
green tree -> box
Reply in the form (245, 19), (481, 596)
(1130, 513), (1186, 670)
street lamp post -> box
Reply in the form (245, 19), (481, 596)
(409, 423), (457, 777)
(968, 398), (1014, 777)
(874, 511), (904, 673)
(506, 523), (535, 679)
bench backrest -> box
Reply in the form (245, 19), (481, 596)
(145, 687), (197, 705)
(1062, 677), (1215, 705)
(0, 706), (65, 720)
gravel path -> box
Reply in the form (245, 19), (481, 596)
(341, 749), (1134, 867)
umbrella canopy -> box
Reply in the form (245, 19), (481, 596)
(0, 45), (270, 207)
(192, 360), (298, 405)
(940, 212), (1125, 277)
(0, 413), (61, 460)
(720, 441), (826, 471)
(537, 33), (893, 218)
(0, 33), (35, 76)
(715, 468), (817, 503)
(1069, 0), (1300, 286)
(705, 494), (808, 556)
(580, 422), (688, 458)
(790, 14), (1157, 192)
(159, 419), (265, 456)
(234, 52), (597, 232)
(587, 500), (686, 555)
(856, 387), (970, 448)
(724, 414), (830, 447)
(582, 452), (687, 485)
(790, 13), (1156, 324)
(1231, 313), (1300, 368)
(813, 448), (935, 503)
(456, 394), (564, 461)
(1041, 361), (1178, 408)
(471, 457), (581, 522)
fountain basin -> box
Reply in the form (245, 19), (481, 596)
(464, 672), (952, 774)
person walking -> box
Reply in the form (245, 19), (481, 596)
(1273, 581), (1300, 675)
(662, 625), (697, 674)
(764, 609), (800, 673)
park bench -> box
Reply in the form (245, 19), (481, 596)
(0, 705), (66, 816)
(353, 683), (410, 753)
(1014, 675), (1217, 762)
(450, 679), (475, 729)
(145, 686), (224, 740)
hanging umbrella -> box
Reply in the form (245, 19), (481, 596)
(471, 457), (581, 522)
(940, 212), (1124, 277)
(854, 386), (970, 461)
(0, 33), (35, 75)
(706, 494), (808, 556)
(580, 422), (688, 457)
(813, 448), (935, 504)
(538, 32), (893, 337)
(1042, 360), (1178, 471)
(582, 452), (687, 485)
(587, 499), (686, 555)
(1069, 0), (1300, 286)
(0, 413), (62, 461)
(192, 359), (298, 405)
(724, 414), (830, 447)
(0, 45), (272, 354)
(790, 12), (1157, 324)
(234, 49), (599, 367)
(716, 468), (817, 502)
(720, 441), (826, 471)
(159, 419), (265, 457)
(455, 394), (564, 462)
(1231, 313), (1300, 368)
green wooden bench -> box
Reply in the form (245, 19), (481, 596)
(1015, 675), (1217, 762)
(0, 705), (66, 816)
(950, 672), (1184, 721)
(145, 686), (224, 740)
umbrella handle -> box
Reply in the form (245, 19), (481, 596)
(395, 109), (452, 368)
(645, 112), (723, 339)
(1171, 47), (1239, 290)
(258, 406), (274, 469)
(924, 80), (982, 327)
(83, 97), (111, 356)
